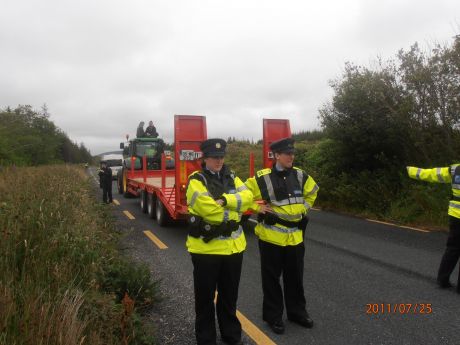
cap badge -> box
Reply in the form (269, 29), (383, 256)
(216, 143), (221, 148)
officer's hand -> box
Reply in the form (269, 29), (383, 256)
(259, 204), (273, 214)
(216, 199), (225, 206)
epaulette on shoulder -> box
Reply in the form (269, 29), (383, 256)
(188, 170), (200, 179)
(188, 171), (207, 186)
(293, 166), (307, 174)
(256, 168), (271, 178)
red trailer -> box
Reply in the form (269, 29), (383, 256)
(121, 115), (207, 226)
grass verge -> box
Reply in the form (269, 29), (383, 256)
(0, 165), (157, 345)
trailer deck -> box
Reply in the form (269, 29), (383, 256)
(131, 176), (175, 188)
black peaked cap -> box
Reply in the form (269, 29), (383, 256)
(269, 137), (295, 153)
(200, 138), (227, 157)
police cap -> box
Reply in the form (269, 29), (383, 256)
(270, 137), (295, 154)
(200, 138), (227, 158)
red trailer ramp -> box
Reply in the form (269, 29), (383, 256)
(262, 119), (291, 168)
(173, 115), (207, 214)
(153, 114), (207, 226)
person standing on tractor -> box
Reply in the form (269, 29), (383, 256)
(186, 138), (253, 345)
(245, 137), (319, 335)
(407, 164), (460, 292)
(136, 121), (145, 138)
(98, 161), (113, 204)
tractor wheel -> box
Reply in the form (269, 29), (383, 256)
(122, 169), (132, 198)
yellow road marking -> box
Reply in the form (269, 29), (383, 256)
(113, 199), (120, 205)
(237, 310), (276, 345)
(214, 292), (275, 345)
(365, 219), (429, 233)
(123, 210), (135, 220)
(143, 230), (168, 249)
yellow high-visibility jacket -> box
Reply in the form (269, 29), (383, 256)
(407, 164), (460, 218)
(186, 167), (253, 255)
(245, 166), (319, 246)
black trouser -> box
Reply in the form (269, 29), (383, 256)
(102, 183), (112, 203)
(191, 252), (243, 345)
(437, 216), (460, 289)
(258, 239), (307, 323)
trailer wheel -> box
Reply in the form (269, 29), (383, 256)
(140, 190), (148, 213)
(147, 193), (157, 219)
(156, 198), (171, 227)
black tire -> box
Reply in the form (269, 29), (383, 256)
(117, 169), (124, 194)
(156, 197), (171, 227)
(147, 193), (157, 219)
(140, 190), (148, 213)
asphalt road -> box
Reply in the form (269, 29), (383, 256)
(90, 170), (460, 345)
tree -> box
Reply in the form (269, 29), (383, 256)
(319, 62), (410, 171)
(0, 105), (93, 165)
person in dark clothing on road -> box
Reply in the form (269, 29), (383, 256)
(98, 161), (113, 203)
(145, 121), (159, 138)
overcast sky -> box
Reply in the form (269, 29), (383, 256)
(1, 0), (459, 155)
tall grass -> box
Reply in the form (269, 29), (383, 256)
(0, 165), (157, 344)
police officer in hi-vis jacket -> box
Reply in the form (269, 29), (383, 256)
(245, 137), (319, 335)
(186, 138), (253, 345)
(407, 164), (460, 292)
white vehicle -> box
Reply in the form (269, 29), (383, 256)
(100, 154), (123, 180)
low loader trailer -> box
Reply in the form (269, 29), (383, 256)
(119, 115), (291, 227)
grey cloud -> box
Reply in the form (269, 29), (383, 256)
(1, 0), (459, 155)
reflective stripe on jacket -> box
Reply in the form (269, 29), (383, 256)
(245, 166), (319, 246)
(407, 164), (460, 218)
(186, 167), (253, 254)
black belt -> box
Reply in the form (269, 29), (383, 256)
(259, 212), (307, 229)
(188, 214), (240, 242)
(452, 196), (460, 202)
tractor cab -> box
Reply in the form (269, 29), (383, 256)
(120, 137), (165, 170)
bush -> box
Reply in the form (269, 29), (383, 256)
(99, 258), (158, 307)
(294, 138), (450, 228)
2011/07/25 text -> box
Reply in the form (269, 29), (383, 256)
(366, 303), (432, 314)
